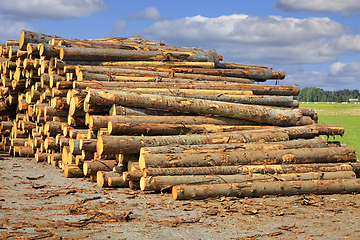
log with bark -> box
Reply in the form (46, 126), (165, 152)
(85, 90), (311, 126)
(139, 146), (357, 169)
(142, 162), (358, 177)
(141, 171), (356, 191)
(172, 178), (360, 200)
(97, 129), (290, 155)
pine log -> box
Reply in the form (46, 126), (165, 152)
(122, 171), (143, 182)
(83, 160), (118, 176)
(19, 30), (60, 50)
(114, 88), (298, 107)
(109, 105), (196, 116)
(142, 163), (356, 177)
(19, 146), (34, 157)
(139, 138), (334, 156)
(90, 115), (259, 131)
(108, 122), (280, 136)
(64, 164), (84, 178)
(79, 139), (97, 151)
(142, 171), (356, 191)
(69, 139), (81, 155)
(98, 129), (289, 155)
(108, 176), (128, 188)
(97, 171), (121, 188)
(172, 178), (360, 200)
(60, 47), (216, 62)
(139, 146), (356, 169)
(35, 152), (49, 162)
(86, 90), (310, 126)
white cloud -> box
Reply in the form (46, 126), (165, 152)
(110, 19), (127, 36)
(273, 0), (360, 16)
(0, 17), (36, 43)
(129, 7), (163, 20)
(284, 62), (360, 91)
(0, 0), (107, 21)
(142, 14), (357, 65)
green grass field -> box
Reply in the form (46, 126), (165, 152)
(299, 102), (360, 159)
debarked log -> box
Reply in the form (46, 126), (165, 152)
(97, 129), (290, 155)
(172, 178), (360, 200)
(141, 171), (356, 191)
(138, 146), (357, 169)
(86, 90), (311, 126)
(143, 163), (357, 177)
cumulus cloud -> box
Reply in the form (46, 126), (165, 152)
(142, 14), (358, 65)
(110, 19), (127, 36)
(0, 0), (107, 21)
(284, 62), (360, 91)
(273, 0), (360, 16)
(0, 17), (36, 43)
(129, 7), (163, 20)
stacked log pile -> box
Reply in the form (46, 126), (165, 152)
(0, 30), (359, 201)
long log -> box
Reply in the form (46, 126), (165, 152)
(76, 81), (300, 96)
(108, 122), (274, 136)
(172, 178), (360, 200)
(143, 163), (357, 177)
(90, 115), (259, 131)
(109, 105), (197, 116)
(139, 138), (334, 156)
(86, 90), (311, 126)
(113, 88), (297, 107)
(141, 171), (356, 191)
(139, 146), (357, 169)
(76, 65), (255, 84)
(59, 46), (216, 62)
(97, 129), (290, 155)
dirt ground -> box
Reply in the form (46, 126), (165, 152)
(1, 152), (360, 240)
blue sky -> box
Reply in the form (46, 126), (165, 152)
(0, 0), (359, 91)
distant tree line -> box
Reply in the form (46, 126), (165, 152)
(295, 87), (360, 102)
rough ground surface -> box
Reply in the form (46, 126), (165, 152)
(1, 153), (360, 240)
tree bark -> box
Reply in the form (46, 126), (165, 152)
(98, 129), (290, 155)
(64, 164), (84, 178)
(172, 178), (360, 200)
(83, 160), (118, 176)
(60, 46), (216, 62)
(139, 146), (357, 169)
(97, 171), (121, 188)
(143, 163), (356, 177)
(86, 90), (310, 126)
(19, 30), (60, 50)
(142, 171), (356, 191)
(90, 115), (259, 131)
(139, 138), (333, 156)
(84, 82), (299, 96)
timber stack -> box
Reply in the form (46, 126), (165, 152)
(0, 30), (359, 201)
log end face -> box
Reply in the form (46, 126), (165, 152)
(19, 30), (26, 50)
(97, 171), (106, 187)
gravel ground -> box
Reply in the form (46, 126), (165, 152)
(1, 153), (360, 240)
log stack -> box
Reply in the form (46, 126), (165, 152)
(0, 30), (359, 201)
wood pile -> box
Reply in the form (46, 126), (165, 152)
(0, 30), (359, 201)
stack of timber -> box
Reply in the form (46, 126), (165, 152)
(0, 30), (359, 201)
